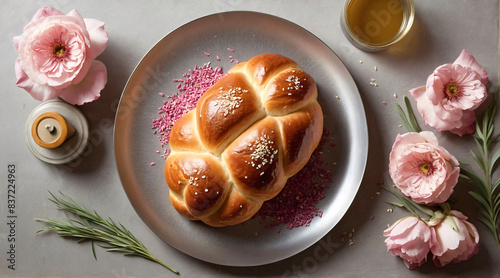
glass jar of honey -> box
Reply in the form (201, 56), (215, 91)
(341, 0), (415, 51)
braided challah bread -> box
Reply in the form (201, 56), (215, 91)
(164, 53), (323, 227)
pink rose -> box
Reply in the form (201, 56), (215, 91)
(13, 7), (108, 105)
(388, 131), (459, 204)
(430, 210), (479, 267)
(383, 217), (432, 269)
(409, 50), (488, 136)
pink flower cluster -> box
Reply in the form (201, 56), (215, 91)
(410, 50), (488, 136)
(384, 211), (479, 269)
(384, 50), (488, 269)
(386, 131), (479, 268)
(384, 50), (487, 269)
(14, 7), (108, 105)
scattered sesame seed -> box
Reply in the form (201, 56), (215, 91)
(335, 96), (340, 100)
(370, 78), (376, 82)
(387, 208), (393, 213)
(393, 94), (398, 98)
(359, 60), (363, 64)
(205, 189), (208, 192)
(398, 124), (403, 128)
(215, 87), (245, 116)
(374, 66), (378, 71)
(284, 75), (303, 91)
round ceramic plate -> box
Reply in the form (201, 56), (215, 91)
(114, 11), (368, 266)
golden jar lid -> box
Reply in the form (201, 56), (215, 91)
(31, 111), (75, 149)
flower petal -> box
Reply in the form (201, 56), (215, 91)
(84, 18), (108, 60)
(453, 49), (488, 85)
(31, 7), (65, 22)
(15, 58), (61, 101)
(59, 60), (107, 105)
(448, 110), (476, 136)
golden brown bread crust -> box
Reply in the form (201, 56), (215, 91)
(164, 53), (323, 227)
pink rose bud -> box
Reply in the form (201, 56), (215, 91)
(388, 131), (460, 204)
(409, 50), (487, 136)
(384, 217), (432, 269)
(13, 7), (108, 105)
(430, 210), (479, 267)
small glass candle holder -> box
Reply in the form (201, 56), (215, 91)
(341, 0), (415, 52)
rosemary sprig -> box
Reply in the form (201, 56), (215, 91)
(35, 191), (179, 274)
(460, 90), (500, 245)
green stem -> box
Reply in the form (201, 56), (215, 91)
(481, 129), (500, 245)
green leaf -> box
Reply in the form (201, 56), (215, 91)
(91, 240), (97, 260)
(403, 96), (422, 133)
(469, 191), (491, 212)
(476, 216), (498, 237)
(470, 150), (485, 174)
(477, 208), (493, 222)
(489, 147), (500, 174)
(395, 103), (414, 132)
(461, 167), (488, 197)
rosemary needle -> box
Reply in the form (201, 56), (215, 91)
(35, 191), (179, 274)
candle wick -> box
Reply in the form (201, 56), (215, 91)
(45, 124), (56, 133)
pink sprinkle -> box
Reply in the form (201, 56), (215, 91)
(230, 58), (234, 63)
(235, 59), (239, 64)
(204, 52), (210, 56)
(254, 128), (334, 230)
(382, 101), (387, 105)
(369, 216), (374, 221)
(228, 48), (234, 52)
(152, 64), (226, 158)
(150, 162), (156, 166)
(159, 93), (164, 97)
(216, 56), (221, 61)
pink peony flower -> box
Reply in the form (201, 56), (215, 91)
(383, 217), (432, 269)
(388, 131), (460, 204)
(13, 7), (108, 105)
(430, 210), (479, 267)
(409, 50), (488, 136)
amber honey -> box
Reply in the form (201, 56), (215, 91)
(341, 0), (414, 51)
